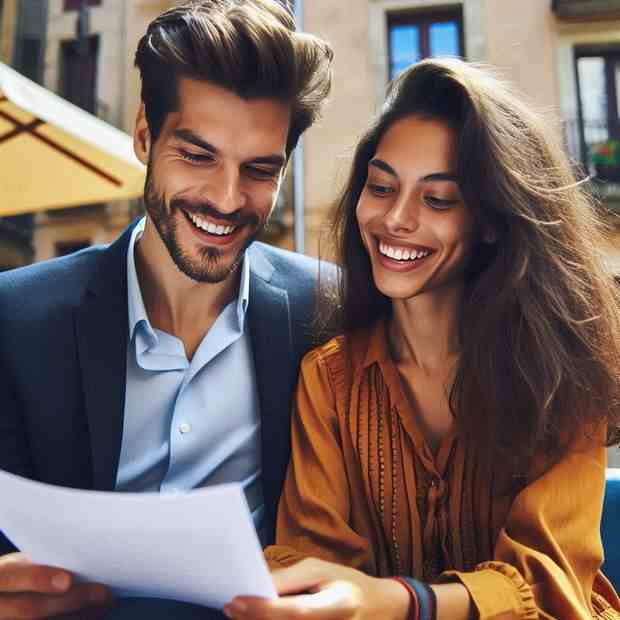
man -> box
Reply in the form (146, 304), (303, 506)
(0, 1), (332, 618)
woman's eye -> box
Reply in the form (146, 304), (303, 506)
(424, 195), (459, 210)
(367, 183), (394, 197)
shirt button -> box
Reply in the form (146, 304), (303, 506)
(179, 422), (192, 434)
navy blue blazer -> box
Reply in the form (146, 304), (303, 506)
(0, 222), (326, 553)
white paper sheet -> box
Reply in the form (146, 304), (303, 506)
(0, 470), (276, 609)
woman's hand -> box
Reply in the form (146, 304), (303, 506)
(223, 557), (410, 620)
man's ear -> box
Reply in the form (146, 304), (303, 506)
(133, 103), (151, 165)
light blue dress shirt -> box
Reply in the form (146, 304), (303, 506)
(115, 219), (265, 540)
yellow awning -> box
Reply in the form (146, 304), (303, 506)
(0, 62), (145, 216)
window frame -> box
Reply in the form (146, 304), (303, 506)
(387, 6), (464, 80)
(63, 0), (101, 11)
(574, 43), (620, 175)
(59, 34), (100, 114)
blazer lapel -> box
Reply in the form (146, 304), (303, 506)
(248, 247), (295, 540)
(75, 226), (133, 491)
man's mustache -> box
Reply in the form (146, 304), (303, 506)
(171, 199), (257, 226)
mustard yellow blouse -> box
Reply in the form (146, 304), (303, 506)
(265, 321), (620, 620)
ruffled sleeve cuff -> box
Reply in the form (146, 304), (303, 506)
(263, 544), (308, 571)
(438, 562), (538, 620)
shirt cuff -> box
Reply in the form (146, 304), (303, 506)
(438, 562), (537, 620)
(264, 544), (308, 570)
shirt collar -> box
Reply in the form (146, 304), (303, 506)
(362, 318), (392, 369)
(127, 218), (151, 342)
(126, 217), (251, 341)
(237, 252), (251, 328)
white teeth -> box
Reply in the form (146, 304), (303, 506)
(186, 212), (236, 236)
(378, 241), (432, 262)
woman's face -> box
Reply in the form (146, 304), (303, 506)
(356, 115), (476, 301)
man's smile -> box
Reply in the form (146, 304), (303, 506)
(183, 209), (238, 237)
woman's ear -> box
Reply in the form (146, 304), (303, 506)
(133, 103), (151, 165)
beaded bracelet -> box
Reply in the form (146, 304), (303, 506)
(390, 577), (437, 620)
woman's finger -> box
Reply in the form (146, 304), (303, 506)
(272, 558), (349, 596)
(225, 582), (358, 620)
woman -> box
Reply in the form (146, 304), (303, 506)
(224, 59), (620, 620)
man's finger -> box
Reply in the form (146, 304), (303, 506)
(0, 583), (111, 620)
(0, 559), (73, 595)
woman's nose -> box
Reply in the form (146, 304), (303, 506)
(383, 196), (419, 234)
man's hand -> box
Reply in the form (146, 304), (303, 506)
(223, 557), (410, 620)
(0, 552), (111, 619)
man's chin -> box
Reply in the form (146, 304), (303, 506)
(172, 250), (245, 284)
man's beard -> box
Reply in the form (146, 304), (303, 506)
(142, 171), (265, 284)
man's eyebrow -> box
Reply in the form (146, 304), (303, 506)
(173, 129), (218, 153)
(248, 154), (286, 168)
(173, 128), (285, 168)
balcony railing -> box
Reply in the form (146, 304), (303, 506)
(564, 118), (620, 202)
(552, 0), (620, 20)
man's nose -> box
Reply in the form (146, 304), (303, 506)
(207, 167), (247, 214)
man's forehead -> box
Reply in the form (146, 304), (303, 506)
(161, 77), (291, 157)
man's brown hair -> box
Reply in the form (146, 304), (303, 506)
(135, 0), (333, 155)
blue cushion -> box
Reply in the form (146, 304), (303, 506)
(603, 468), (620, 589)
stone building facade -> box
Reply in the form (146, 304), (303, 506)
(300, 0), (620, 261)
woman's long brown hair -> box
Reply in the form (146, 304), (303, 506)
(320, 58), (620, 472)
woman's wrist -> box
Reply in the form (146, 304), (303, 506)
(378, 576), (413, 620)
(388, 577), (438, 620)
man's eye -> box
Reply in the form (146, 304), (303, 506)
(180, 151), (213, 163)
(424, 195), (459, 210)
(367, 182), (394, 196)
(246, 166), (279, 180)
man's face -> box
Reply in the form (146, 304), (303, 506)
(134, 77), (291, 283)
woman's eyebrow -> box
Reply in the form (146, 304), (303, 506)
(368, 158), (397, 176)
(422, 172), (458, 182)
(369, 159), (458, 184)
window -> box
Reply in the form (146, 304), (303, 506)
(12, 0), (48, 84)
(55, 240), (90, 257)
(388, 8), (463, 81)
(63, 0), (100, 10)
(574, 46), (620, 183)
(59, 35), (99, 114)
